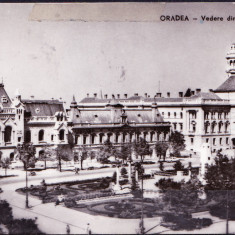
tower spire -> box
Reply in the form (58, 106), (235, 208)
(226, 43), (235, 76)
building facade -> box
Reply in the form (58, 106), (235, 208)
(1, 44), (235, 160)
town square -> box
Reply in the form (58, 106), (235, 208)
(1, 2), (235, 234)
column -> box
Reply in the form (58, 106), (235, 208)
(116, 166), (120, 186)
(152, 147), (157, 159)
(135, 170), (138, 182)
(128, 161), (132, 183)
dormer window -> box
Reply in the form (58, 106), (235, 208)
(1, 96), (7, 103)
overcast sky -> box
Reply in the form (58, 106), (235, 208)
(1, 3), (235, 107)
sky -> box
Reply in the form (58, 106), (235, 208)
(1, 3), (235, 107)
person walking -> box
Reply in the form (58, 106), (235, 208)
(66, 224), (70, 234)
(86, 223), (91, 234)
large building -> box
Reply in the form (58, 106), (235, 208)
(1, 44), (235, 160)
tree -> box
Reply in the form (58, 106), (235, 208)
(78, 145), (89, 170)
(204, 155), (235, 220)
(1, 157), (10, 176)
(173, 160), (184, 172)
(98, 139), (115, 163)
(118, 143), (132, 164)
(132, 137), (151, 162)
(155, 141), (169, 161)
(40, 144), (54, 170)
(169, 131), (185, 157)
(56, 144), (73, 172)
(17, 143), (36, 208)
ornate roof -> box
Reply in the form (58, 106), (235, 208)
(22, 99), (64, 117)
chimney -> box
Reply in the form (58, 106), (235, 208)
(196, 88), (201, 94)
(124, 94), (128, 98)
(59, 97), (62, 101)
(51, 97), (54, 100)
(156, 92), (162, 98)
(179, 92), (183, 97)
(94, 93), (97, 98)
(134, 93), (138, 97)
(104, 94), (108, 99)
(87, 93), (89, 97)
(117, 94), (120, 99)
(167, 92), (170, 98)
(209, 89), (213, 92)
(112, 94), (115, 99)
(144, 93), (148, 98)
(191, 90), (195, 96)
(30, 95), (34, 99)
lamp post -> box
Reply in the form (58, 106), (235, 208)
(226, 189), (229, 234)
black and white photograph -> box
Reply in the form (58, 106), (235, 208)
(1, 2), (235, 234)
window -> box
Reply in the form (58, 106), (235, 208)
(204, 112), (209, 120)
(51, 135), (54, 141)
(150, 132), (154, 142)
(174, 112), (176, 118)
(180, 112), (183, 119)
(59, 129), (65, 141)
(173, 123), (177, 130)
(83, 136), (87, 145)
(168, 112), (170, 118)
(99, 134), (103, 144)
(4, 126), (12, 143)
(1, 96), (7, 103)
(213, 138), (216, 146)
(39, 130), (44, 141)
(25, 130), (31, 143)
(206, 138), (209, 143)
(115, 134), (119, 143)
(191, 138), (194, 145)
(218, 113), (222, 119)
(162, 112), (164, 116)
(91, 135), (95, 144)
(220, 138), (222, 145)
(226, 137), (229, 145)
(180, 123), (183, 131)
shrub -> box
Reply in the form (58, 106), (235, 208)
(0, 200), (13, 224)
(156, 178), (181, 190)
(120, 167), (127, 176)
(173, 160), (184, 172)
(64, 199), (77, 208)
(99, 178), (110, 189)
(8, 218), (42, 234)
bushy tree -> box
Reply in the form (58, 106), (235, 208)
(169, 131), (185, 157)
(132, 137), (151, 162)
(17, 143), (36, 170)
(118, 143), (132, 163)
(1, 157), (11, 176)
(99, 140), (115, 163)
(155, 141), (169, 161)
(205, 155), (235, 220)
(56, 144), (73, 172)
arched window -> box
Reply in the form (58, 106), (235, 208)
(4, 126), (12, 143)
(39, 130), (44, 141)
(59, 129), (65, 141)
(25, 130), (31, 143)
(10, 152), (14, 161)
